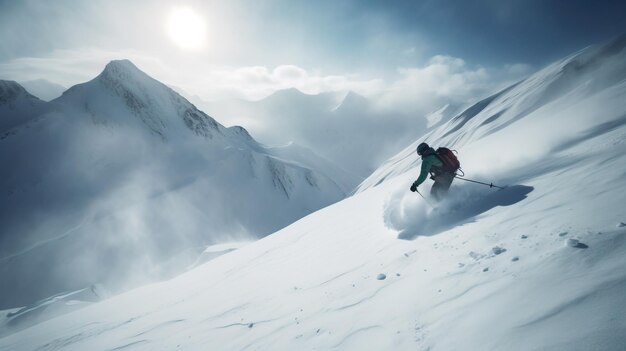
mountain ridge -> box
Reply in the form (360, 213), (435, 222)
(55, 59), (226, 141)
(356, 35), (626, 193)
(19, 79), (66, 101)
(0, 59), (348, 310)
(0, 79), (50, 133)
(4, 36), (626, 349)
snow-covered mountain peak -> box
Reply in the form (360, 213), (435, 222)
(56, 59), (224, 140)
(100, 59), (141, 78)
(261, 88), (344, 111)
(0, 80), (37, 103)
(341, 90), (366, 103)
(0, 60), (349, 312)
(95, 59), (170, 98)
(268, 87), (308, 99)
(3, 35), (626, 350)
(0, 80), (49, 132)
(224, 125), (264, 151)
(227, 125), (254, 141)
(332, 90), (368, 112)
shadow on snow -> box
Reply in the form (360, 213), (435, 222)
(385, 185), (534, 240)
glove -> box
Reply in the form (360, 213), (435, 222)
(410, 182), (417, 192)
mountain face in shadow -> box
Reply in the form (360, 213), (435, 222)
(0, 60), (346, 309)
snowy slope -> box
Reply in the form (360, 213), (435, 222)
(0, 80), (50, 133)
(357, 35), (626, 193)
(186, 90), (361, 192)
(3, 38), (626, 350)
(265, 142), (360, 195)
(0, 285), (105, 338)
(424, 103), (464, 129)
(0, 60), (346, 311)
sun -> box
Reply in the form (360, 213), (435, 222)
(167, 7), (207, 50)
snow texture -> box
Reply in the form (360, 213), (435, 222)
(0, 60), (347, 310)
(0, 80), (50, 132)
(2, 37), (626, 350)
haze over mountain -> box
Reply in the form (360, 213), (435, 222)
(2, 35), (625, 350)
(0, 60), (348, 310)
(19, 79), (66, 101)
(1, 0), (626, 348)
(0, 80), (50, 132)
(200, 88), (427, 177)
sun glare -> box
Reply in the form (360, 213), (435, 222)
(167, 7), (207, 50)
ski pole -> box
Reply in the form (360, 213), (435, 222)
(415, 189), (435, 208)
(454, 176), (505, 189)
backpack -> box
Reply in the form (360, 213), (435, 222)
(435, 147), (460, 173)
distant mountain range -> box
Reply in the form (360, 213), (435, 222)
(5, 35), (626, 350)
(19, 79), (66, 101)
(196, 87), (429, 177)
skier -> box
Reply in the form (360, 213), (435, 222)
(409, 142), (458, 201)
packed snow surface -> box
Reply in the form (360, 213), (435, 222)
(2, 38), (626, 350)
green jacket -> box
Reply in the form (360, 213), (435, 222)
(413, 154), (443, 187)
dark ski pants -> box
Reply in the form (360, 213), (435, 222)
(431, 172), (454, 201)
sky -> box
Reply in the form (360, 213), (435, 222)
(0, 0), (625, 103)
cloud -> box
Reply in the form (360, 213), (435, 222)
(200, 65), (385, 101)
(202, 55), (531, 109)
(0, 47), (532, 115)
(0, 48), (386, 101)
(0, 48), (168, 87)
(503, 63), (534, 77)
(389, 55), (489, 102)
(374, 55), (531, 115)
(274, 65), (307, 80)
(210, 55), (525, 107)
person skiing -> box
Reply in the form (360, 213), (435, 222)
(409, 142), (457, 201)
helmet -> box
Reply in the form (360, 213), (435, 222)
(416, 142), (429, 156)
